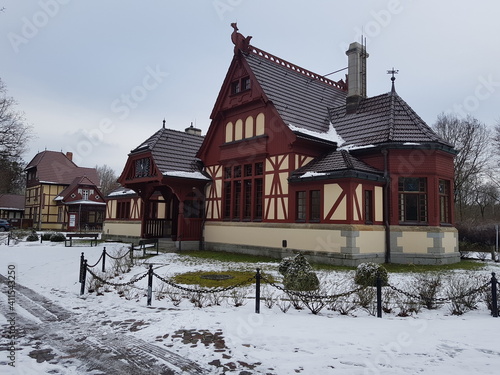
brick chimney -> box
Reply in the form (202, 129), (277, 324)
(66, 151), (73, 161)
(185, 122), (202, 136)
(345, 42), (369, 113)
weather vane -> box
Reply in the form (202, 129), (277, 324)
(387, 67), (399, 91)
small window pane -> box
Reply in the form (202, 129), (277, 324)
(242, 77), (251, 90)
(297, 191), (306, 221)
(231, 81), (240, 94)
(310, 190), (321, 221)
(255, 162), (263, 176)
(244, 164), (252, 177)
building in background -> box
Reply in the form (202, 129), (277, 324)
(0, 194), (25, 228)
(24, 150), (104, 231)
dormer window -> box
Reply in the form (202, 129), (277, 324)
(231, 76), (250, 95)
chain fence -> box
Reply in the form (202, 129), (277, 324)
(78, 250), (500, 318)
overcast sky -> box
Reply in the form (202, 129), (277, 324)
(2, 0), (500, 174)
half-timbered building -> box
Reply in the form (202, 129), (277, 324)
(24, 150), (104, 231)
(106, 26), (459, 265)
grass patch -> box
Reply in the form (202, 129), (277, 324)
(179, 250), (278, 264)
(290, 260), (485, 274)
(178, 251), (486, 274)
(172, 270), (272, 288)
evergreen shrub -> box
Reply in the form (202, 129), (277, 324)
(50, 232), (66, 242)
(354, 262), (388, 287)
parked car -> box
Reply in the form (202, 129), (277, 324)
(0, 219), (11, 231)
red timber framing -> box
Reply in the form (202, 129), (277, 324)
(118, 151), (207, 241)
(355, 147), (455, 227)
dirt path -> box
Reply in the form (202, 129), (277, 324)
(0, 274), (208, 374)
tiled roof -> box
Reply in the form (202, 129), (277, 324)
(25, 151), (100, 186)
(131, 128), (205, 175)
(291, 149), (383, 181)
(243, 47), (451, 150)
(244, 49), (346, 134)
(0, 194), (25, 211)
(328, 90), (452, 148)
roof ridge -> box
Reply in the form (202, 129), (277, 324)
(149, 128), (166, 150)
(341, 149), (354, 169)
(249, 45), (347, 91)
(392, 93), (443, 142)
(388, 91), (395, 141)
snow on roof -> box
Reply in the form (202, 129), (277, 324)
(289, 123), (345, 146)
(64, 200), (106, 205)
(108, 188), (137, 197)
(163, 171), (210, 180)
(299, 171), (328, 178)
(340, 144), (376, 151)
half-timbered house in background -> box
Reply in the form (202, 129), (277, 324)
(104, 26), (459, 265)
(24, 150), (104, 231)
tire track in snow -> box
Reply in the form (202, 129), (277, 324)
(0, 274), (208, 374)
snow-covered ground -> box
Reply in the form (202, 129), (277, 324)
(1, 237), (500, 374)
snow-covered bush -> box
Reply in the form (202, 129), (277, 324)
(41, 232), (53, 241)
(278, 253), (319, 291)
(26, 231), (39, 242)
(354, 262), (388, 287)
(50, 232), (66, 242)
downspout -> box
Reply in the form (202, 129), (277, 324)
(382, 148), (391, 264)
(199, 182), (211, 251)
(78, 203), (82, 232)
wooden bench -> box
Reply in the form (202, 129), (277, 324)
(132, 238), (159, 256)
(65, 233), (99, 247)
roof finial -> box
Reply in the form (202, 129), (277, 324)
(387, 67), (399, 92)
(230, 22), (252, 55)
(162, 118), (166, 128)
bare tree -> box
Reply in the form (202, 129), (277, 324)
(433, 113), (491, 220)
(473, 181), (499, 220)
(95, 164), (120, 196)
(0, 78), (33, 194)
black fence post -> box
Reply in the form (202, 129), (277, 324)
(8, 232), (10, 246)
(80, 259), (87, 296)
(129, 246), (134, 264)
(255, 268), (261, 314)
(492, 272), (498, 318)
(79, 252), (85, 283)
(147, 264), (153, 306)
(376, 272), (382, 318)
(102, 247), (106, 273)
